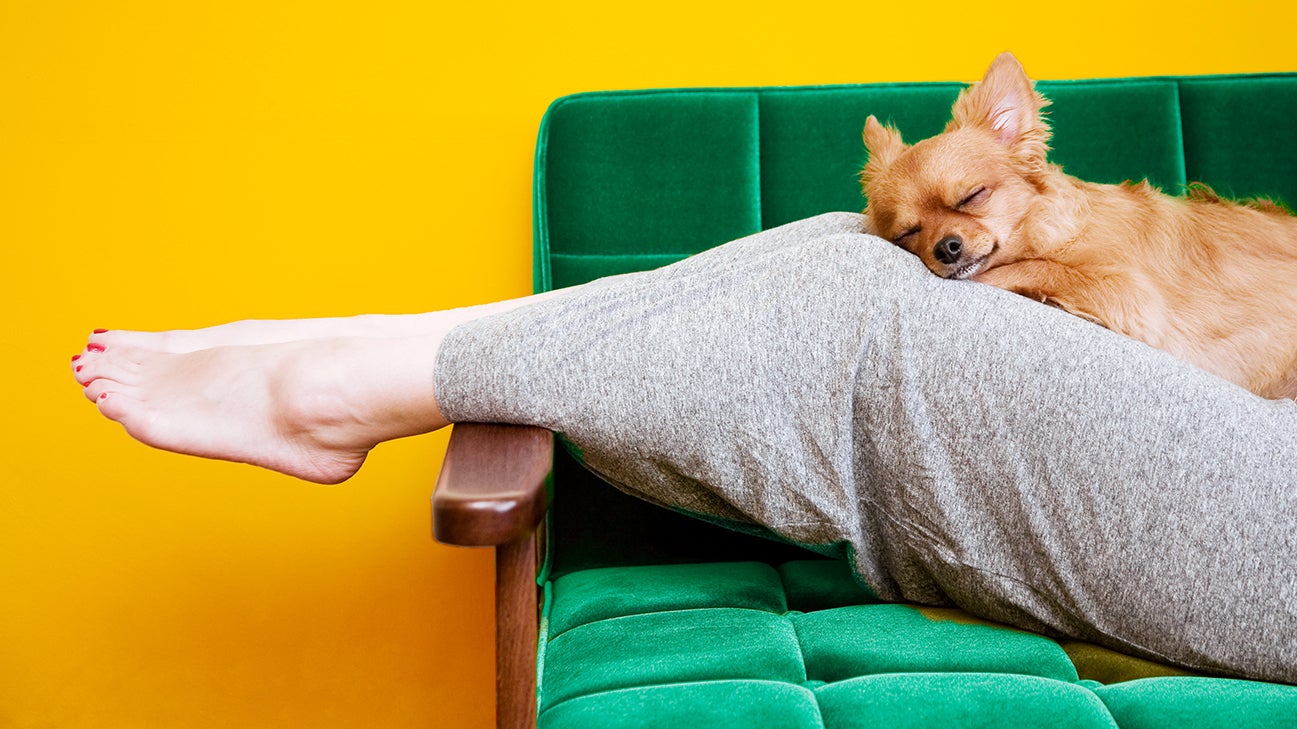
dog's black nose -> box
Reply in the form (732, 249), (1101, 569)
(933, 236), (963, 265)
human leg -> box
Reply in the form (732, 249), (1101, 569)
(72, 212), (1296, 681)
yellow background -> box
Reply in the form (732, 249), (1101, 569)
(2, 1), (1293, 727)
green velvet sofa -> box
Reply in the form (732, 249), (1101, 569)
(432, 72), (1297, 728)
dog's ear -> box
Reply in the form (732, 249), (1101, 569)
(861, 115), (906, 186)
(949, 52), (1052, 176)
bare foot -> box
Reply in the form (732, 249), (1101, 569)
(72, 334), (451, 484)
(72, 290), (566, 481)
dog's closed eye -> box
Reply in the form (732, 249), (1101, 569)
(957, 186), (990, 209)
(895, 226), (921, 244)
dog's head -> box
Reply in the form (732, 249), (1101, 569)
(861, 52), (1053, 279)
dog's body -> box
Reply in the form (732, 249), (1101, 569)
(861, 53), (1297, 400)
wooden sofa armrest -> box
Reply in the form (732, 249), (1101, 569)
(431, 422), (552, 729)
(432, 423), (553, 546)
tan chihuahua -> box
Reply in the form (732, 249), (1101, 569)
(861, 53), (1297, 400)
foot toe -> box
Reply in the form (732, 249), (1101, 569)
(83, 376), (120, 404)
(95, 389), (142, 425)
(75, 351), (132, 386)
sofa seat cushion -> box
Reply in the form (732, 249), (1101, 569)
(538, 561), (1297, 728)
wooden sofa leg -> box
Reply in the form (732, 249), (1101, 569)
(496, 535), (539, 729)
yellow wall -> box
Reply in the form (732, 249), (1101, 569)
(2, 1), (1292, 727)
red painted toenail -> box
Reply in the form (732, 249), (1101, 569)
(87, 343), (105, 353)
(75, 365), (82, 373)
(71, 354), (81, 362)
(93, 329), (108, 334)
(99, 393), (107, 400)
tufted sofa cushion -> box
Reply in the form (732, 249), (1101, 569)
(537, 562), (1297, 728)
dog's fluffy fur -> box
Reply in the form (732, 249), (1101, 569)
(861, 53), (1297, 400)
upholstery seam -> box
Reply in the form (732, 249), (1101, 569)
(545, 605), (786, 643)
(536, 678), (821, 723)
(754, 89), (764, 232)
(1172, 80), (1189, 188)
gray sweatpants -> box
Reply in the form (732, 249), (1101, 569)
(435, 213), (1297, 684)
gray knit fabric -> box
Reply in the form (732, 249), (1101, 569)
(434, 212), (1297, 683)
